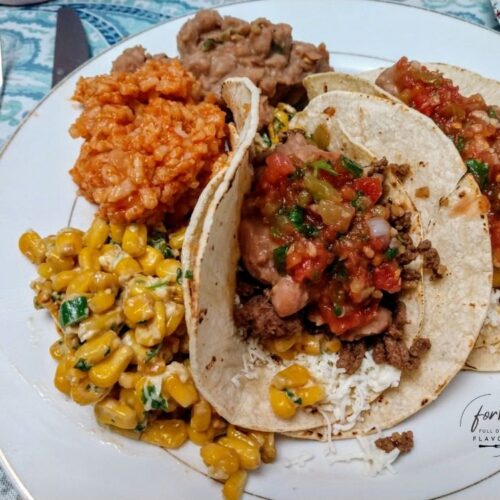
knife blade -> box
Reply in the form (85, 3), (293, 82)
(52, 6), (90, 87)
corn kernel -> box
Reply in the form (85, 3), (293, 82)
(124, 293), (155, 325)
(261, 433), (276, 463)
(223, 470), (247, 500)
(78, 308), (123, 338)
(88, 290), (115, 314)
(55, 228), (83, 257)
(74, 330), (119, 366)
(50, 339), (66, 361)
(295, 385), (325, 407)
(84, 217), (109, 249)
(19, 230), (46, 264)
(191, 399), (212, 432)
(88, 271), (118, 292)
(322, 337), (342, 354)
(115, 257), (141, 279)
(71, 381), (109, 405)
(54, 358), (71, 394)
(272, 332), (300, 353)
(122, 331), (149, 364)
(268, 386), (297, 419)
(37, 262), (56, 279)
(271, 364), (310, 390)
(155, 259), (181, 282)
(78, 246), (101, 271)
(119, 371), (142, 389)
(165, 374), (199, 408)
(89, 345), (133, 388)
(66, 270), (94, 295)
(200, 443), (240, 480)
(187, 425), (215, 446)
(165, 302), (185, 336)
(46, 250), (75, 272)
(138, 246), (163, 275)
(51, 270), (77, 292)
(301, 334), (322, 355)
(169, 226), (186, 250)
(122, 224), (147, 257)
(109, 223), (126, 244)
(141, 420), (188, 449)
(95, 397), (139, 429)
(218, 435), (261, 470)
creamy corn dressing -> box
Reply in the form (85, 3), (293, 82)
(142, 362), (190, 411)
(236, 339), (401, 432)
(98, 244), (127, 271)
(484, 289), (500, 327)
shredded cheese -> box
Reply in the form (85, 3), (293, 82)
(233, 339), (400, 434)
(327, 435), (400, 476)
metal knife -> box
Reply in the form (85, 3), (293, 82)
(52, 6), (90, 87)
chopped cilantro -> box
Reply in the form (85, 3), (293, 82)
(272, 115), (286, 134)
(74, 358), (91, 372)
(289, 167), (305, 180)
(284, 388), (302, 405)
(351, 191), (366, 211)
(488, 107), (498, 119)
(385, 247), (399, 260)
(288, 205), (305, 229)
(146, 343), (162, 362)
(466, 159), (489, 189)
(308, 159), (338, 178)
(260, 132), (272, 148)
(147, 232), (173, 258)
(333, 305), (343, 317)
(341, 155), (363, 178)
(184, 270), (194, 280)
(146, 280), (168, 290)
(176, 267), (183, 285)
(301, 224), (319, 239)
(273, 245), (289, 275)
(455, 135), (465, 152)
(141, 384), (168, 411)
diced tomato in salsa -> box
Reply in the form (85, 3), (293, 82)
(319, 302), (378, 335)
(242, 133), (408, 338)
(260, 153), (295, 187)
(377, 56), (500, 265)
(373, 261), (402, 293)
(353, 176), (383, 204)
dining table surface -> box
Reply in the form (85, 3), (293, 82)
(0, 0), (499, 498)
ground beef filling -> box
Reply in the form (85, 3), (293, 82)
(234, 293), (302, 340)
(375, 431), (414, 454)
(336, 341), (366, 375)
(177, 10), (331, 126)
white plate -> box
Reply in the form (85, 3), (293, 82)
(1, 1), (500, 499)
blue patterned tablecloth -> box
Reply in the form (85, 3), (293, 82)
(0, 0), (498, 498)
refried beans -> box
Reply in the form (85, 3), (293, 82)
(177, 10), (331, 126)
(69, 58), (227, 224)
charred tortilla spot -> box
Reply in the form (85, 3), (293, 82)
(421, 398), (428, 406)
(458, 191), (466, 198)
(205, 356), (217, 370)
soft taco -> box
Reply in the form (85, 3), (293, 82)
(184, 90), (491, 437)
(305, 61), (500, 371)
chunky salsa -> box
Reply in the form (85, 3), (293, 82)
(376, 57), (500, 278)
(238, 133), (410, 338)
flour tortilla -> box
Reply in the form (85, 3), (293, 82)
(186, 109), (427, 433)
(307, 67), (500, 371)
